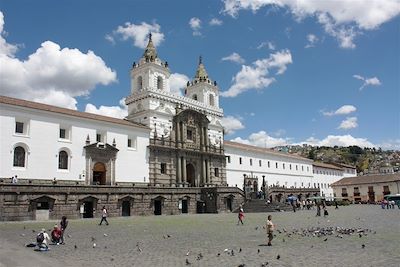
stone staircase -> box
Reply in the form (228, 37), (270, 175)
(241, 199), (292, 213)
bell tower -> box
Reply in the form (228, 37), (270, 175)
(185, 56), (220, 109)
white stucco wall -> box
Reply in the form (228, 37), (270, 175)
(225, 144), (314, 190)
(0, 104), (149, 183)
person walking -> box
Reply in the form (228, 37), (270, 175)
(237, 205), (244, 225)
(99, 206), (109, 225)
(316, 204), (321, 217)
(266, 215), (274, 246)
(60, 216), (68, 244)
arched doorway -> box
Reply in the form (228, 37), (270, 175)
(186, 163), (195, 187)
(93, 162), (106, 185)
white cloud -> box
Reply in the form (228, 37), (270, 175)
(303, 134), (374, 148)
(353, 74), (382, 90)
(221, 49), (292, 97)
(338, 117), (358, 130)
(105, 34), (115, 45)
(230, 130), (290, 148)
(209, 18), (223, 26)
(85, 98), (128, 119)
(0, 12), (18, 56)
(189, 17), (202, 36)
(305, 33), (319, 48)
(169, 73), (190, 96)
(323, 105), (357, 116)
(221, 115), (245, 135)
(221, 52), (245, 64)
(257, 41), (275, 50)
(222, 0), (400, 48)
(0, 12), (117, 110)
(378, 139), (400, 150)
(113, 21), (164, 49)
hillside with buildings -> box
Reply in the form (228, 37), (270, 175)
(273, 145), (400, 175)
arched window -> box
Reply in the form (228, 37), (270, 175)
(209, 94), (215, 106)
(13, 146), (25, 167)
(58, 150), (68, 170)
(137, 76), (143, 90)
(157, 76), (163, 89)
(193, 94), (198, 100)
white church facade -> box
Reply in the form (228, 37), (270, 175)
(0, 35), (353, 220)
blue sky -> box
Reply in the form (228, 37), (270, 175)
(1, 0), (399, 149)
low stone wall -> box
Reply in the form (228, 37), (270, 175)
(0, 184), (245, 221)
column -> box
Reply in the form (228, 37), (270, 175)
(182, 157), (187, 185)
(202, 159), (206, 185)
(177, 156), (181, 185)
(176, 122), (180, 147)
(206, 160), (210, 184)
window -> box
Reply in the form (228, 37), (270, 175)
(302, 166), (304, 171)
(187, 129), (193, 141)
(283, 163), (285, 169)
(214, 168), (219, 177)
(160, 163), (167, 174)
(15, 122), (24, 134)
(259, 160), (262, 167)
(239, 157), (242, 164)
(275, 162), (278, 168)
(127, 136), (137, 149)
(58, 151), (68, 170)
(226, 156), (231, 163)
(296, 165), (298, 171)
(267, 161), (270, 168)
(137, 76), (143, 90)
(307, 166), (309, 172)
(96, 134), (102, 142)
(193, 94), (198, 100)
(157, 76), (163, 89)
(250, 159), (253, 166)
(209, 94), (215, 106)
(59, 128), (66, 139)
(13, 146), (25, 167)
(289, 164), (292, 170)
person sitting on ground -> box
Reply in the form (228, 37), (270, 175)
(51, 225), (62, 244)
(36, 229), (51, 251)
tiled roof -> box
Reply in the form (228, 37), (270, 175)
(330, 162), (357, 169)
(313, 161), (343, 170)
(224, 140), (313, 162)
(331, 173), (400, 186)
(0, 95), (150, 130)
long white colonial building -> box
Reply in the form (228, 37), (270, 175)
(0, 35), (356, 215)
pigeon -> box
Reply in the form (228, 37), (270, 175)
(324, 238), (328, 242)
(32, 229), (36, 233)
(93, 243), (96, 248)
(24, 226), (26, 230)
(282, 238), (285, 242)
(196, 253), (203, 260)
(74, 244), (77, 249)
(186, 259), (191, 265)
(239, 247), (242, 253)
(359, 234), (362, 238)
(67, 234), (72, 238)
(277, 255), (280, 260)
(20, 233), (25, 237)
(163, 235), (166, 239)
(238, 264), (246, 267)
(103, 233), (108, 237)
(110, 258), (114, 261)
(91, 236), (96, 242)
(362, 244), (365, 249)
(261, 262), (269, 267)
(186, 251), (190, 256)
(257, 249), (260, 254)
(231, 249), (235, 256)
(217, 253), (220, 257)
(167, 234), (171, 238)
(255, 226), (259, 230)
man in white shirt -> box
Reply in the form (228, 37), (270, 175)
(37, 229), (51, 251)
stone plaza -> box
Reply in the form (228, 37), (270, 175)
(0, 205), (399, 267)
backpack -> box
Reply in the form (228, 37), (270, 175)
(37, 232), (44, 243)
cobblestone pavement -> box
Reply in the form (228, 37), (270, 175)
(1, 205), (399, 267)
